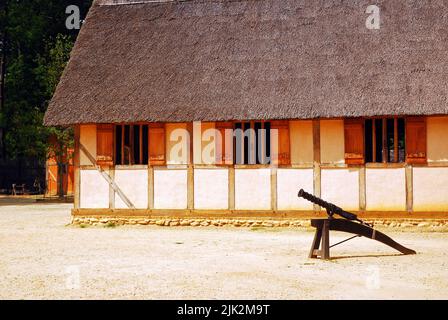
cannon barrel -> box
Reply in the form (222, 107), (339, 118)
(298, 189), (359, 221)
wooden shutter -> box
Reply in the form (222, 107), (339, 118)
(96, 124), (114, 166)
(344, 119), (365, 165)
(271, 121), (290, 165)
(406, 117), (427, 164)
(215, 122), (233, 165)
(149, 124), (166, 165)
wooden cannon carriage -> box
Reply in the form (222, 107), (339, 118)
(298, 189), (416, 260)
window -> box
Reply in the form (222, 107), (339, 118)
(96, 124), (114, 166)
(148, 124), (166, 165)
(215, 122), (234, 165)
(405, 117), (427, 164)
(364, 118), (405, 163)
(344, 117), (427, 165)
(234, 121), (270, 165)
(115, 124), (166, 165)
(233, 121), (289, 165)
(115, 124), (148, 165)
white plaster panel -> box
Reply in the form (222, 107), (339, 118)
(194, 169), (228, 209)
(413, 167), (448, 211)
(235, 169), (271, 210)
(154, 169), (188, 209)
(80, 169), (109, 208)
(366, 168), (406, 211)
(321, 169), (359, 211)
(114, 169), (148, 209)
(277, 169), (314, 210)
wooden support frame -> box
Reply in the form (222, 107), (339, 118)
(109, 167), (115, 209)
(72, 208), (448, 219)
(359, 166), (366, 211)
(405, 165), (413, 212)
(148, 166), (154, 209)
(313, 120), (321, 212)
(309, 218), (416, 260)
(229, 166), (235, 210)
(187, 123), (194, 210)
(271, 167), (277, 211)
(74, 118), (435, 218)
(74, 125), (81, 209)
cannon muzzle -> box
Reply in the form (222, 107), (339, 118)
(298, 189), (362, 223)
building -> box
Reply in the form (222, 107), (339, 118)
(44, 0), (448, 222)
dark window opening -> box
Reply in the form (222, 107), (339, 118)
(114, 124), (149, 165)
(364, 118), (405, 163)
(234, 121), (272, 165)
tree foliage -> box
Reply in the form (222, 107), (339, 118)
(1, 0), (92, 161)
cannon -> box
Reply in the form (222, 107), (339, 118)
(298, 189), (416, 260)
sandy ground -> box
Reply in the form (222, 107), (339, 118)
(0, 201), (448, 300)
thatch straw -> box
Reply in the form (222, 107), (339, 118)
(44, 0), (448, 126)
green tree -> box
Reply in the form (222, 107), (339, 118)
(35, 34), (75, 197)
(0, 0), (92, 194)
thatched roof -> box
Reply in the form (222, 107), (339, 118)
(44, 0), (448, 126)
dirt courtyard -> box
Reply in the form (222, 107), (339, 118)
(0, 201), (447, 300)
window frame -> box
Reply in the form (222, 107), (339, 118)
(233, 120), (273, 165)
(363, 116), (406, 164)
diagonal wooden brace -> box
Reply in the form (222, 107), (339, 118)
(79, 143), (136, 209)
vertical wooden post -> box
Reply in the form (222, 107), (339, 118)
(359, 166), (366, 211)
(139, 125), (143, 165)
(187, 166), (194, 210)
(372, 119), (376, 162)
(406, 165), (413, 212)
(148, 166), (154, 210)
(109, 167), (115, 209)
(382, 118), (387, 163)
(130, 124), (134, 165)
(271, 167), (277, 211)
(74, 125), (81, 209)
(121, 125), (125, 165)
(322, 219), (330, 260)
(312, 120), (321, 212)
(394, 118), (398, 163)
(187, 122), (194, 210)
(229, 167), (235, 210)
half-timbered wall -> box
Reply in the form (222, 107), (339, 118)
(75, 117), (448, 215)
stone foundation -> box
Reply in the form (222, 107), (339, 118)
(71, 216), (448, 231)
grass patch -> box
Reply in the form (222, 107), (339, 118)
(79, 224), (89, 228)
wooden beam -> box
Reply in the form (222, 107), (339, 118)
(372, 119), (376, 162)
(187, 122), (194, 209)
(271, 167), (277, 211)
(130, 124), (134, 165)
(359, 166), (366, 211)
(229, 166), (235, 210)
(148, 166), (154, 209)
(382, 118), (387, 163)
(394, 118), (399, 163)
(109, 167), (115, 209)
(139, 125), (143, 165)
(187, 165), (194, 210)
(74, 125), (81, 209)
(406, 165), (413, 212)
(121, 125), (124, 165)
(312, 119), (321, 212)
(72, 208), (448, 219)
